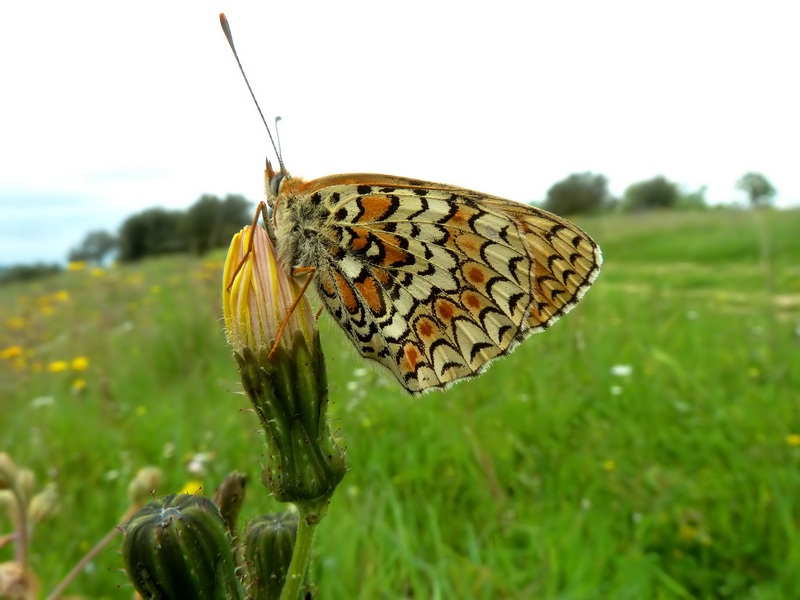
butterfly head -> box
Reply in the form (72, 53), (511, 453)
(265, 158), (290, 205)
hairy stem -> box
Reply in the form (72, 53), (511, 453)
(279, 506), (318, 600)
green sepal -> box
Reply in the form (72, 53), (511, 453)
(234, 330), (346, 506)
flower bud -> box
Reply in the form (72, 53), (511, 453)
(121, 494), (243, 599)
(244, 511), (299, 600)
(27, 482), (60, 525)
(0, 453), (18, 491)
(223, 226), (346, 510)
(213, 471), (247, 535)
(0, 491), (15, 513)
(127, 466), (163, 508)
(223, 225), (315, 354)
(0, 561), (39, 599)
(14, 469), (35, 499)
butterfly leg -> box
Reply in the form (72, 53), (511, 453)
(268, 266), (317, 359)
(225, 201), (270, 291)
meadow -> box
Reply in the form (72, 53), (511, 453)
(2, 208), (800, 599)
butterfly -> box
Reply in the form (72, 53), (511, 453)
(264, 162), (601, 394)
(220, 14), (602, 395)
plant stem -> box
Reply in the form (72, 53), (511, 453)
(46, 526), (119, 600)
(10, 485), (28, 568)
(46, 506), (137, 600)
(279, 505), (319, 600)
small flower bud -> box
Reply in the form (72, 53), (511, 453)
(121, 494), (243, 600)
(27, 482), (60, 525)
(0, 454), (18, 491)
(244, 512), (299, 600)
(14, 469), (35, 499)
(0, 490), (15, 513)
(127, 466), (163, 508)
(213, 471), (247, 535)
(0, 561), (39, 599)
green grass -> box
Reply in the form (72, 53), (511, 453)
(2, 208), (800, 598)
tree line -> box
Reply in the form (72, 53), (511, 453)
(540, 171), (776, 216)
(0, 195), (252, 285)
(67, 194), (253, 265)
(0, 171), (781, 285)
(64, 170), (780, 268)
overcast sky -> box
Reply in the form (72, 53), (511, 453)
(1, 1), (797, 266)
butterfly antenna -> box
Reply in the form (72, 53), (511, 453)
(274, 116), (285, 165)
(219, 13), (286, 173)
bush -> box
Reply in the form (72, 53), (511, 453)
(542, 172), (611, 216)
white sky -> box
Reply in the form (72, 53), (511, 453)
(1, 1), (797, 265)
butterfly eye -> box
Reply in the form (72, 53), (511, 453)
(269, 172), (287, 197)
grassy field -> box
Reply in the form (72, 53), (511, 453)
(2, 208), (800, 599)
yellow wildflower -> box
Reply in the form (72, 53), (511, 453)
(1, 346), (23, 360)
(179, 480), (204, 495)
(53, 290), (70, 302)
(223, 225), (315, 352)
(90, 268), (106, 277)
(602, 460), (616, 471)
(71, 356), (89, 371)
(67, 261), (88, 272)
(786, 434), (800, 447)
(47, 361), (68, 373)
(71, 378), (87, 393)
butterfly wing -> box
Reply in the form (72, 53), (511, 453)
(281, 174), (602, 395)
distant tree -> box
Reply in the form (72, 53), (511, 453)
(0, 263), (62, 286)
(736, 172), (776, 208)
(182, 194), (253, 255)
(543, 172), (611, 216)
(117, 208), (188, 262)
(675, 185), (708, 211)
(67, 230), (117, 264)
(622, 176), (679, 212)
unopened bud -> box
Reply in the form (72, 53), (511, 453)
(121, 494), (243, 599)
(28, 483), (60, 524)
(0, 454), (18, 491)
(0, 491), (15, 513)
(15, 469), (36, 499)
(127, 466), (163, 508)
(213, 471), (247, 535)
(0, 561), (40, 599)
(245, 511), (300, 600)
(223, 226), (346, 510)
